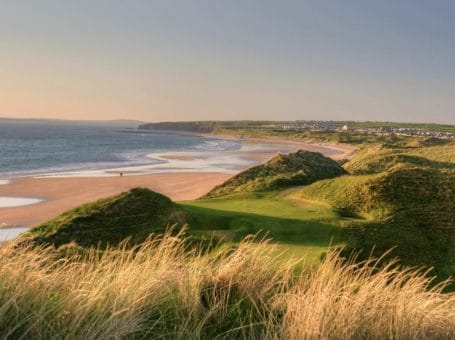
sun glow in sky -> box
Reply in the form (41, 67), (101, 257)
(1, 1), (454, 123)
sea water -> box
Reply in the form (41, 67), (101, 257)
(0, 122), (241, 177)
(0, 197), (43, 208)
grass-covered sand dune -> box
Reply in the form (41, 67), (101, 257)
(204, 150), (346, 198)
(24, 188), (187, 248)
(299, 141), (455, 282)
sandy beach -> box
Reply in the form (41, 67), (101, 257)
(0, 138), (355, 229)
(0, 172), (231, 228)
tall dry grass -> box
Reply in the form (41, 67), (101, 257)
(0, 231), (454, 339)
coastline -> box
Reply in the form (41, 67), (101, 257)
(200, 132), (357, 160)
(0, 135), (355, 229)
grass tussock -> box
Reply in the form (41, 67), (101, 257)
(0, 231), (454, 339)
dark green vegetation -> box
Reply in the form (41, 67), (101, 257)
(204, 150), (346, 198)
(297, 141), (455, 283)
(24, 188), (187, 248)
(24, 139), (455, 287)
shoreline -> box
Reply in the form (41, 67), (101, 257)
(0, 135), (356, 229)
(0, 172), (232, 229)
(0, 133), (355, 181)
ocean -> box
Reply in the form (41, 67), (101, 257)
(0, 122), (241, 177)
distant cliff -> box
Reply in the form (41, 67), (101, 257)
(138, 121), (276, 133)
(139, 122), (217, 133)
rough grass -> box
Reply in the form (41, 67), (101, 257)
(344, 142), (455, 175)
(0, 231), (454, 339)
(204, 150), (346, 198)
(408, 140), (455, 163)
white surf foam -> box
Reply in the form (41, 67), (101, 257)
(0, 197), (43, 208)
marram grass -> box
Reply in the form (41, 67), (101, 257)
(0, 230), (454, 339)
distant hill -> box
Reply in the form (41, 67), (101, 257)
(138, 121), (278, 133)
(23, 188), (187, 248)
(299, 143), (455, 281)
(204, 150), (346, 198)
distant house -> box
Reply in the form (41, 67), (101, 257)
(341, 124), (350, 132)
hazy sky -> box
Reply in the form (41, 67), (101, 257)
(1, 1), (454, 123)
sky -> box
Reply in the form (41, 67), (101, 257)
(0, 1), (454, 124)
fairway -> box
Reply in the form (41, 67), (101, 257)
(180, 191), (345, 264)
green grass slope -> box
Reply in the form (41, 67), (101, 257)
(344, 142), (455, 175)
(23, 188), (187, 248)
(298, 143), (455, 281)
(204, 150), (346, 198)
(21, 186), (345, 266)
(181, 191), (344, 265)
